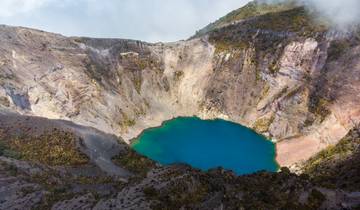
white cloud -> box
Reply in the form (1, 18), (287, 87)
(0, 0), (249, 42)
(0, 0), (250, 42)
(0, 0), (52, 17)
(265, 0), (360, 27)
(1, 0), (359, 41)
(305, 0), (360, 27)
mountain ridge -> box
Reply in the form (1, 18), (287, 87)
(193, 0), (300, 38)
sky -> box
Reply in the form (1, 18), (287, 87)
(0, 0), (251, 42)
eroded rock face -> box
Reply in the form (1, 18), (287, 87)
(0, 158), (47, 210)
(1, 11), (360, 167)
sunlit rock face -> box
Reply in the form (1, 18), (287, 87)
(1, 6), (360, 167)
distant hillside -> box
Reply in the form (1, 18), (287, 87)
(193, 0), (298, 37)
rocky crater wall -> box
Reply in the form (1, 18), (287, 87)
(1, 24), (360, 167)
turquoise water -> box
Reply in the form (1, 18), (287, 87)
(132, 117), (278, 175)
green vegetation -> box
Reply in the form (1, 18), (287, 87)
(134, 106), (147, 117)
(268, 60), (280, 74)
(249, 6), (327, 36)
(37, 187), (75, 209)
(0, 129), (88, 166)
(119, 111), (136, 132)
(195, 0), (298, 37)
(213, 40), (249, 54)
(259, 84), (271, 100)
(149, 177), (209, 210)
(0, 161), (18, 177)
(251, 7), (312, 34)
(141, 166), (328, 210)
(84, 60), (108, 85)
(209, 7), (328, 55)
(303, 128), (360, 191)
(253, 115), (275, 133)
(133, 76), (142, 93)
(307, 189), (326, 209)
(0, 130), (23, 159)
(0, 96), (10, 107)
(119, 53), (161, 71)
(309, 97), (331, 123)
(143, 186), (158, 198)
(124, 118), (136, 128)
(327, 40), (350, 61)
(26, 164), (124, 208)
(137, 58), (151, 70)
(0, 141), (21, 159)
(285, 86), (302, 99)
(112, 150), (155, 177)
(174, 71), (184, 81)
(73, 175), (114, 185)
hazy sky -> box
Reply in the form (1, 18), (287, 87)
(0, 0), (250, 42)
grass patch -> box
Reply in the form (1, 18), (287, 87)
(307, 189), (326, 209)
(303, 128), (360, 190)
(268, 60), (280, 74)
(248, 7), (328, 36)
(195, 0), (298, 37)
(213, 40), (249, 54)
(119, 111), (136, 132)
(112, 150), (155, 177)
(174, 71), (184, 81)
(309, 97), (331, 123)
(1, 129), (88, 166)
(133, 76), (142, 93)
(253, 115), (275, 133)
(327, 40), (350, 61)
(209, 7), (328, 55)
(0, 96), (10, 107)
(0, 133), (22, 159)
(143, 186), (158, 198)
(150, 178), (209, 210)
(36, 188), (75, 210)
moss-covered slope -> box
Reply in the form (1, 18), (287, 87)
(194, 0), (299, 37)
(303, 127), (360, 191)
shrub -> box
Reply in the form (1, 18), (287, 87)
(1, 130), (88, 166)
(327, 40), (349, 61)
(112, 150), (155, 177)
(174, 71), (184, 81)
(143, 186), (158, 198)
(307, 189), (326, 209)
(253, 115), (275, 133)
(0, 141), (22, 159)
